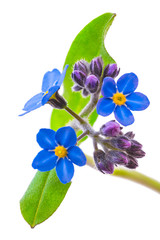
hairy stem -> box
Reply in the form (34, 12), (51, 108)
(77, 130), (89, 142)
(86, 154), (160, 194)
(65, 106), (119, 150)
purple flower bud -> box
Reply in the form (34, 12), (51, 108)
(94, 150), (114, 174)
(100, 120), (121, 137)
(130, 140), (142, 150)
(125, 155), (138, 169)
(82, 88), (89, 97)
(111, 136), (131, 150)
(74, 60), (90, 75)
(127, 148), (145, 158)
(71, 70), (86, 87)
(103, 64), (120, 78)
(90, 56), (103, 77)
(72, 85), (83, 92)
(124, 131), (135, 139)
(85, 75), (99, 93)
(108, 151), (128, 165)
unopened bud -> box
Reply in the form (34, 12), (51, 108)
(72, 85), (83, 92)
(125, 155), (138, 169)
(108, 151), (128, 165)
(82, 88), (89, 97)
(103, 64), (120, 78)
(71, 70), (86, 87)
(111, 136), (131, 150)
(74, 60), (90, 75)
(130, 140), (142, 150)
(100, 120), (121, 137)
(127, 148), (145, 158)
(94, 150), (114, 174)
(90, 57), (103, 77)
(85, 75), (99, 93)
(124, 131), (135, 139)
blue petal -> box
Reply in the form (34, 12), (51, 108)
(36, 128), (57, 150)
(41, 69), (61, 92)
(57, 65), (69, 87)
(97, 98), (115, 116)
(56, 157), (74, 184)
(32, 150), (58, 172)
(67, 146), (87, 166)
(41, 86), (59, 105)
(55, 126), (77, 148)
(114, 105), (134, 126)
(101, 77), (116, 97)
(23, 92), (43, 111)
(126, 92), (150, 111)
(117, 73), (138, 95)
(19, 94), (43, 116)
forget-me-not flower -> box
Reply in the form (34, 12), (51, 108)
(19, 65), (68, 116)
(32, 126), (87, 184)
(96, 73), (150, 126)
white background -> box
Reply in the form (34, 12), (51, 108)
(0, 0), (160, 239)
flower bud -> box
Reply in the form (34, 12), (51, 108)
(85, 75), (99, 93)
(125, 155), (138, 169)
(72, 85), (83, 92)
(130, 140), (142, 150)
(127, 148), (145, 158)
(82, 88), (89, 97)
(94, 150), (114, 174)
(90, 56), (103, 77)
(100, 120), (121, 137)
(110, 136), (131, 150)
(74, 60), (90, 75)
(124, 131), (135, 139)
(48, 92), (67, 109)
(71, 70), (86, 87)
(108, 151), (128, 165)
(103, 64), (120, 78)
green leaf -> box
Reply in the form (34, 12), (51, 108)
(50, 12), (116, 131)
(20, 169), (71, 228)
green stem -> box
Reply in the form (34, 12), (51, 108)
(64, 106), (86, 125)
(86, 154), (160, 194)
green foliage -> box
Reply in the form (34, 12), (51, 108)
(20, 169), (71, 228)
(50, 12), (116, 131)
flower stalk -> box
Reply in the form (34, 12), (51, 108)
(86, 154), (160, 194)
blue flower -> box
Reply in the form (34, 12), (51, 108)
(19, 65), (69, 116)
(97, 73), (150, 126)
(32, 126), (87, 184)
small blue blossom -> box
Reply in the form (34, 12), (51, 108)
(19, 65), (69, 116)
(32, 126), (87, 184)
(97, 73), (150, 126)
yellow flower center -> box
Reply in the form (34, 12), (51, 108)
(44, 91), (56, 99)
(112, 93), (126, 105)
(50, 93), (56, 100)
(54, 146), (68, 158)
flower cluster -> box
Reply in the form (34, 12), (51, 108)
(20, 56), (150, 184)
(94, 120), (145, 174)
(71, 57), (119, 96)
(32, 126), (86, 184)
